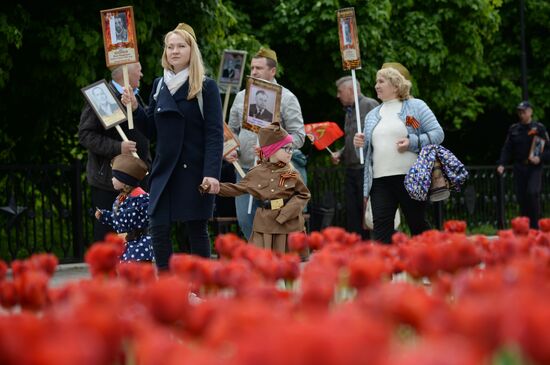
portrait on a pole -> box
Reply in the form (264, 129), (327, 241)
(81, 80), (127, 129)
(223, 123), (240, 157)
(217, 50), (247, 90)
(337, 7), (361, 70)
(242, 77), (282, 133)
(100, 6), (139, 67)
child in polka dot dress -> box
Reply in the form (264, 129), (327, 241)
(95, 154), (155, 262)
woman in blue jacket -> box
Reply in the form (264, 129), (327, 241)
(353, 64), (444, 243)
(123, 23), (223, 269)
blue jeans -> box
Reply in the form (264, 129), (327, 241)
(235, 168), (259, 240)
(291, 150), (307, 186)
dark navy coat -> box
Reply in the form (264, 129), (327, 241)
(134, 77), (223, 221)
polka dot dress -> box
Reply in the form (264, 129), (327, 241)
(98, 191), (155, 262)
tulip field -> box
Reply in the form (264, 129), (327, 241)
(1, 217), (550, 365)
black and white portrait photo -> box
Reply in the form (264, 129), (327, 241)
(81, 80), (126, 129)
(111, 13), (128, 44)
(341, 18), (352, 46)
(91, 86), (118, 117)
(248, 89), (273, 123)
(218, 50), (247, 88)
(242, 77), (282, 133)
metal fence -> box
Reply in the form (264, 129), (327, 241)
(0, 161), (89, 264)
(1, 161), (550, 263)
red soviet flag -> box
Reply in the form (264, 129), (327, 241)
(305, 121), (344, 150)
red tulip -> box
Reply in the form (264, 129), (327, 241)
(215, 233), (245, 259)
(14, 271), (50, 311)
(538, 218), (550, 232)
(348, 256), (391, 290)
(147, 276), (190, 324)
(308, 231), (325, 250)
(0, 280), (18, 309)
(288, 231), (307, 252)
(104, 232), (126, 250)
(10, 259), (32, 278)
(85, 242), (124, 278)
(511, 216), (530, 235)
(321, 226), (348, 243)
(29, 253), (59, 277)
(170, 254), (218, 290)
(443, 220), (467, 233)
(277, 254), (300, 281)
(0, 260), (7, 281)
(117, 261), (156, 285)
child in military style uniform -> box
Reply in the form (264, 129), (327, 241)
(95, 154), (155, 262)
(204, 123), (310, 253)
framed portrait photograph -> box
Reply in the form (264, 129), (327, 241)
(337, 7), (361, 70)
(218, 50), (247, 90)
(100, 6), (139, 67)
(223, 123), (240, 157)
(242, 77), (282, 133)
(81, 79), (127, 129)
(529, 136), (546, 158)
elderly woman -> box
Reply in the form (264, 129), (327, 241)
(123, 23), (224, 269)
(353, 64), (444, 243)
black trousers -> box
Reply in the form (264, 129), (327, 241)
(513, 164), (543, 229)
(90, 186), (118, 242)
(149, 191), (210, 270)
(345, 168), (369, 239)
(370, 175), (430, 244)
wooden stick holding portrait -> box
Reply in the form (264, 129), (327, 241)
(81, 79), (139, 159)
(217, 49), (249, 178)
(242, 77), (283, 213)
(100, 6), (139, 129)
(337, 7), (364, 164)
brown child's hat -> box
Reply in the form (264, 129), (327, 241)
(111, 154), (148, 187)
(258, 122), (289, 148)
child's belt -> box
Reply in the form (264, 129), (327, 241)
(259, 198), (290, 210)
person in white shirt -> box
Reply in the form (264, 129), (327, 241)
(353, 64), (444, 243)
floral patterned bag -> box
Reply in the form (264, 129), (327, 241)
(404, 144), (468, 201)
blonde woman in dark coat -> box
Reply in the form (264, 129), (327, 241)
(123, 23), (223, 269)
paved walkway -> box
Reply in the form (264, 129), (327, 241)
(49, 263), (90, 287)
(5, 263), (90, 287)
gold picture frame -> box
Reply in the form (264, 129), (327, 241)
(337, 7), (361, 70)
(100, 6), (139, 67)
(242, 77), (282, 133)
(81, 79), (127, 129)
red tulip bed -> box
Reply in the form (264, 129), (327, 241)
(1, 217), (550, 365)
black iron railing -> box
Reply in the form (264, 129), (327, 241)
(1, 161), (549, 262)
(0, 161), (92, 263)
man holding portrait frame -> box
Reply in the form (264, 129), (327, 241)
(497, 100), (550, 229)
(226, 48), (306, 240)
(79, 64), (150, 242)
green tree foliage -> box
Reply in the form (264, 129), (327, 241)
(0, 0), (548, 165)
(0, 0), (256, 164)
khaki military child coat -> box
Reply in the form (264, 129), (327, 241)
(217, 161), (310, 252)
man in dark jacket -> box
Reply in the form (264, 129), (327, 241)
(331, 76), (378, 238)
(497, 101), (550, 228)
(78, 62), (151, 242)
